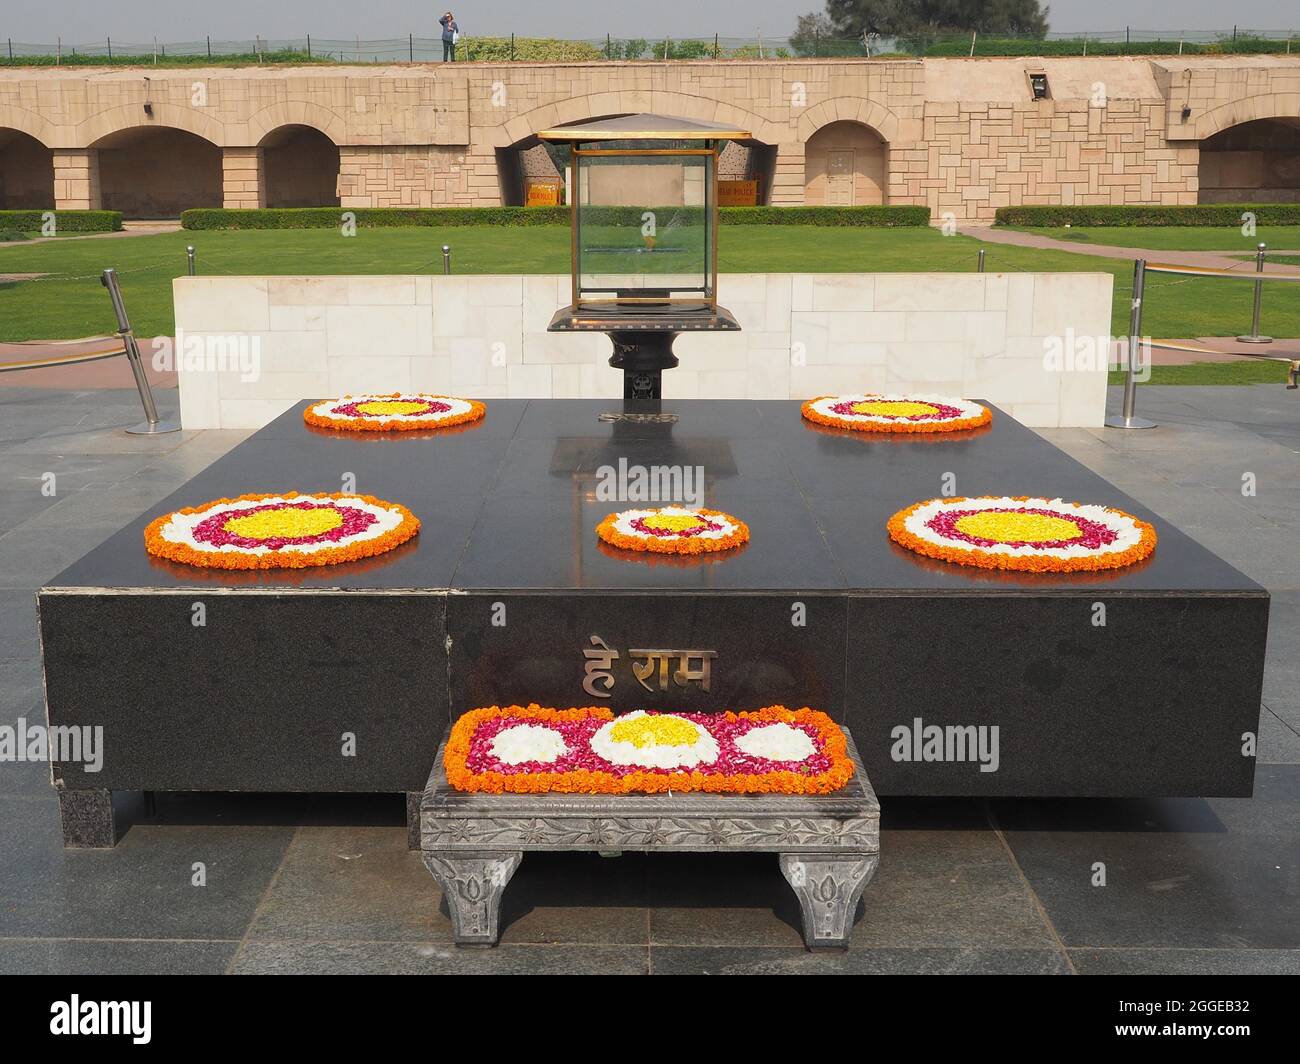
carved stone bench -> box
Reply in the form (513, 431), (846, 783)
(420, 728), (880, 949)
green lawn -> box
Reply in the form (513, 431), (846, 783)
(3, 225), (1299, 342)
(1109, 361), (1297, 386)
(1007, 225), (1300, 252)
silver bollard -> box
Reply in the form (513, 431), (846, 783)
(442, 245), (451, 275)
(101, 268), (181, 435)
(186, 245), (196, 276)
(1105, 258), (1157, 430)
(1236, 243), (1273, 344)
(977, 248), (985, 273)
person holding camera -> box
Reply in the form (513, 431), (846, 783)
(439, 11), (460, 62)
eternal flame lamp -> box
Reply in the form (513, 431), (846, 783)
(539, 114), (750, 408)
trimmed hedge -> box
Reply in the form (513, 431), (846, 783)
(995, 204), (1300, 227)
(721, 205), (929, 227)
(182, 204), (931, 230)
(0, 209), (123, 232)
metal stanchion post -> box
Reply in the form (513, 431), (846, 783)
(186, 245), (196, 276)
(101, 268), (181, 435)
(442, 245), (451, 275)
(977, 248), (985, 273)
(1105, 258), (1157, 429)
(1236, 243), (1272, 344)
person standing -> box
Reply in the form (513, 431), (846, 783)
(439, 11), (459, 62)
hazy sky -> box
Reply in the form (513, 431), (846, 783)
(1, 1), (1291, 44)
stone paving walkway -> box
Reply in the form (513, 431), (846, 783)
(0, 384), (1295, 974)
(962, 225), (1300, 274)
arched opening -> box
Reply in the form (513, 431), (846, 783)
(91, 126), (222, 218)
(496, 119), (777, 207)
(260, 124), (340, 208)
(804, 121), (888, 206)
(1199, 118), (1300, 204)
(0, 128), (55, 209)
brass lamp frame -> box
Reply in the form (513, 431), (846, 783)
(567, 145), (720, 311)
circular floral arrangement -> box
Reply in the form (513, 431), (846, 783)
(446, 705), (854, 795)
(802, 393), (991, 434)
(596, 505), (749, 555)
(144, 491), (420, 570)
(888, 496), (1157, 573)
(303, 393), (485, 432)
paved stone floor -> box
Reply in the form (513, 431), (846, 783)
(0, 384), (1295, 975)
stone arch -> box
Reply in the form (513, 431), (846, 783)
(89, 125), (223, 218)
(803, 120), (889, 206)
(1193, 93), (1300, 143)
(259, 124), (342, 207)
(492, 91), (781, 205)
(797, 98), (899, 145)
(0, 128), (55, 208)
(1198, 116), (1300, 204)
(244, 101), (347, 147)
(76, 102), (226, 148)
(0, 104), (58, 147)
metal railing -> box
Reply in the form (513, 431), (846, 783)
(1109, 257), (1300, 429)
(2, 28), (1297, 64)
(0, 269), (179, 434)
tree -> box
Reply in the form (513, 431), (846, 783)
(802, 0), (1049, 38)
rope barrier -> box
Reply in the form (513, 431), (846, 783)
(1108, 257), (1300, 428)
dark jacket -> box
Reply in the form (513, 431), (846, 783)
(439, 16), (458, 42)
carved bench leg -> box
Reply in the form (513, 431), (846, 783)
(58, 788), (117, 849)
(779, 853), (878, 950)
(423, 851), (522, 946)
(406, 792), (422, 851)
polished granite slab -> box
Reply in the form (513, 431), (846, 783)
(38, 399), (1268, 804)
(44, 398), (1263, 594)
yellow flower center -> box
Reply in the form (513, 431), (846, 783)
(641, 513), (706, 533)
(355, 400), (431, 416)
(954, 511), (1082, 543)
(223, 507), (344, 540)
(610, 715), (701, 748)
(849, 400), (938, 418)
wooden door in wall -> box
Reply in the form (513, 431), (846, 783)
(826, 149), (855, 205)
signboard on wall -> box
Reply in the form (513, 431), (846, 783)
(526, 182), (561, 207)
(718, 179), (759, 206)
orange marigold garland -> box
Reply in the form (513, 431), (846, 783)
(802, 393), (991, 434)
(304, 393), (485, 432)
(144, 491), (420, 570)
(445, 704), (854, 795)
(888, 495), (1157, 573)
(596, 506), (749, 555)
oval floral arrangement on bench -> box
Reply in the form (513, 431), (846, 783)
(304, 393), (485, 432)
(888, 495), (1157, 573)
(144, 491), (420, 570)
(596, 506), (750, 555)
(802, 394), (991, 434)
(446, 705), (854, 795)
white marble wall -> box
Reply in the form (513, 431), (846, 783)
(173, 272), (1113, 430)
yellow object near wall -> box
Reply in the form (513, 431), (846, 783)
(718, 179), (759, 206)
(526, 182), (561, 206)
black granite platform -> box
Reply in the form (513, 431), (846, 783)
(38, 399), (1268, 831)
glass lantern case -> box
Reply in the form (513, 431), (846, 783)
(539, 115), (750, 404)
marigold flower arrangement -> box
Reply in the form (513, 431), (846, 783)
(596, 505), (749, 555)
(802, 394), (991, 434)
(888, 495), (1157, 573)
(143, 491), (420, 570)
(445, 704), (854, 795)
(304, 393), (485, 432)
